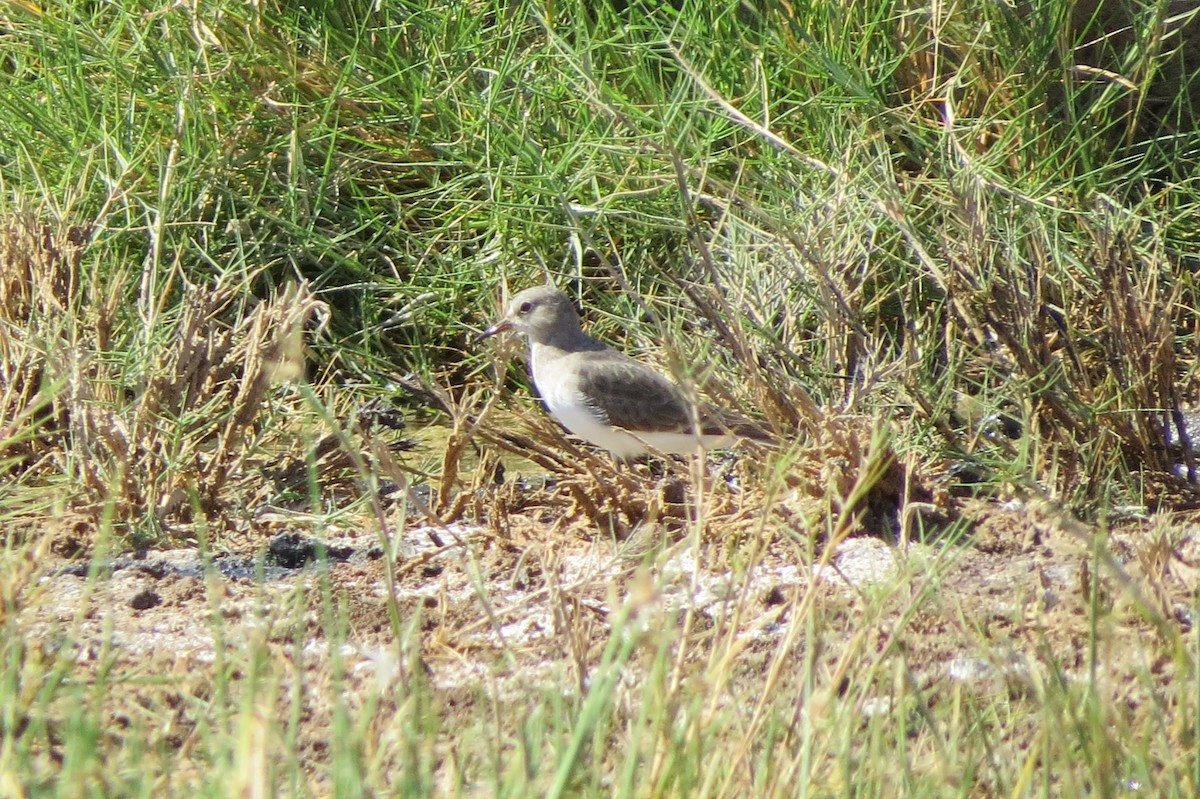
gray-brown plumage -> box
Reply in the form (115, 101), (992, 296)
(481, 285), (768, 458)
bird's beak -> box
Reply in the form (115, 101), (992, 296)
(474, 317), (513, 344)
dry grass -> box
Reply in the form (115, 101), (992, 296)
(3, 0), (1200, 794)
(0, 212), (349, 542)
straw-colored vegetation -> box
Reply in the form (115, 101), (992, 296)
(3, 0), (1200, 795)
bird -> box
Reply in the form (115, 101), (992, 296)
(479, 285), (770, 459)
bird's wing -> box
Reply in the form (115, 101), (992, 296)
(572, 352), (693, 434)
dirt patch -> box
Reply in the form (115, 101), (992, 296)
(12, 481), (1199, 788)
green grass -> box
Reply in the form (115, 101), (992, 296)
(3, 0), (1200, 795)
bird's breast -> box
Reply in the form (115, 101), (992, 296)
(535, 368), (607, 433)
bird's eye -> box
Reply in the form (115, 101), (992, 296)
(518, 301), (533, 315)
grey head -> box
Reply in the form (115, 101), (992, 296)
(481, 285), (600, 351)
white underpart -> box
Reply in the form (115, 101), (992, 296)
(536, 374), (734, 458)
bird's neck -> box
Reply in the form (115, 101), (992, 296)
(528, 329), (605, 374)
(528, 326), (606, 354)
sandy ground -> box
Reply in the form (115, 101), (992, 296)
(15, 467), (1199, 788)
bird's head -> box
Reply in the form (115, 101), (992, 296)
(479, 285), (581, 346)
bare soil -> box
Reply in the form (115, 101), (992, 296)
(14, 471), (1200, 788)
